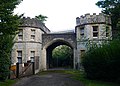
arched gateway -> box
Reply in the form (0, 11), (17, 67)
(11, 13), (112, 73)
(41, 32), (77, 70)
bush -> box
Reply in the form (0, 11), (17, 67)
(0, 35), (14, 81)
(82, 40), (120, 82)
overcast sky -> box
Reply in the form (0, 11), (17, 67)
(14, 0), (102, 32)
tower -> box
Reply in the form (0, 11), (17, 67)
(75, 13), (112, 69)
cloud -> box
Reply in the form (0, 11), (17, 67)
(14, 0), (101, 31)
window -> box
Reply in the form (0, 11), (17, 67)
(17, 51), (22, 63)
(31, 51), (35, 57)
(31, 29), (35, 41)
(80, 27), (84, 38)
(31, 51), (35, 62)
(93, 26), (98, 38)
(18, 29), (23, 40)
(31, 35), (35, 40)
(31, 29), (35, 34)
(93, 33), (98, 37)
(106, 26), (110, 37)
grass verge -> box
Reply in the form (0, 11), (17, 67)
(0, 79), (17, 86)
(64, 70), (120, 86)
(38, 70), (120, 86)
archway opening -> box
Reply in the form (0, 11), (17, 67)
(46, 41), (73, 69)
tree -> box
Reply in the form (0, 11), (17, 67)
(35, 14), (48, 24)
(82, 40), (120, 82)
(0, 0), (23, 81)
(96, 0), (120, 29)
(52, 45), (73, 68)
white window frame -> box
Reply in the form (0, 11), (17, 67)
(93, 26), (99, 38)
(31, 29), (35, 41)
(30, 51), (35, 61)
(18, 29), (23, 41)
(17, 51), (22, 63)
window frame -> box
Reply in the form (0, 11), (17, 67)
(92, 26), (99, 38)
(17, 50), (22, 63)
(31, 29), (35, 41)
(80, 27), (84, 39)
(106, 26), (110, 37)
(18, 29), (23, 41)
(30, 51), (35, 62)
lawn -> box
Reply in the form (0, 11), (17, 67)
(0, 79), (17, 86)
(64, 70), (120, 86)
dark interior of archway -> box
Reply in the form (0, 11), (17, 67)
(46, 41), (73, 69)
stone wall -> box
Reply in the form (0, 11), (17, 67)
(42, 33), (76, 49)
(41, 32), (77, 70)
(11, 18), (50, 72)
(76, 13), (111, 26)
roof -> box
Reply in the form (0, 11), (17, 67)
(20, 17), (50, 33)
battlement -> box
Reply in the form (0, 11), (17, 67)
(20, 17), (50, 33)
(76, 13), (111, 26)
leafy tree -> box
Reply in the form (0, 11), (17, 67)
(35, 14), (48, 24)
(116, 18), (120, 38)
(96, 0), (120, 29)
(52, 45), (73, 68)
(0, 35), (15, 81)
(0, 0), (23, 81)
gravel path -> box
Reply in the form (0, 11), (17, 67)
(13, 73), (84, 86)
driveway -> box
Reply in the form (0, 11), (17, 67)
(13, 72), (84, 86)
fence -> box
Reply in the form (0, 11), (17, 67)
(10, 56), (39, 79)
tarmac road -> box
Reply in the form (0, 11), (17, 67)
(13, 72), (84, 86)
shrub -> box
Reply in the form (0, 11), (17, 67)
(0, 35), (14, 81)
(82, 39), (120, 82)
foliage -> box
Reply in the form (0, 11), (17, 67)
(52, 45), (73, 68)
(0, 0), (23, 35)
(116, 19), (120, 38)
(96, 0), (120, 29)
(0, 79), (17, 86)
(0, 0), (23, 81)
(82, 39), (120, 82)
(35, 14), (48, 24)
(0, 35), (15, 81)
(65, 70), (120, 86)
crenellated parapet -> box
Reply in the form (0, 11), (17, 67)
(76, 13), (111, 26)
(20, 17), (50, 33)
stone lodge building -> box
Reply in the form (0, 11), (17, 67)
(11, 17), (50, 73)
(11, 13), (112, 73)
(75, 13), (112, 68)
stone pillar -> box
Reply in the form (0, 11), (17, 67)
(73, 48), (77, 69)
(41, 48), (47, 70)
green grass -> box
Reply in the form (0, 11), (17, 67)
(39, 70), (120, 86)
(64, 70), (120, 86)
(0, 79), (17, 86)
